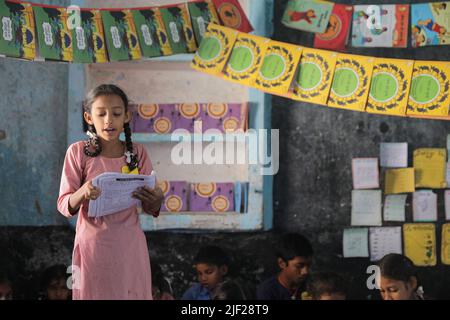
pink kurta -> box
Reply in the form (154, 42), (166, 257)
(57, 141), (153, 300)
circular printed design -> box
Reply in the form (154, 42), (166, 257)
(367, 63), (409, 112)
(369, 72), (399, 103)
(316, 14), (341, 41)
(410, 75), (440, 104)
(179, 103), (200, 118)
(198, 36), (222, 62)
(255, 45), (295, 90)
(193, 27), (231, 71)
(212, 195), (229, 212)
(207, 103), (228, 119)
(328, 58), (369, 108)
(294, 52), (332, 100)
(138, 104), (158, 119)
(223, 117), (240, 132)
(259, 54), (286, 81)
(218, 3), (242, 29)
(165, 195), (183, 212)
(407, 64), (449, 114)
(158, 181), (169, 195)
(153, 117), (171, 134)
(195, 183), (217, 198)
(228, 45), (254, 73)
(296, 62), (322, 91)
(331, 67), (359, 98)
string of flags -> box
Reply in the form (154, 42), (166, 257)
(191, 24), (450, 120)
(283, 0), (450, 51)
(0, 0), (253, 63)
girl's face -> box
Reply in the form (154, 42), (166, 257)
(84, 94), (130, 142)
(379, 276), (417, 300)
(195, 263), (227, 291)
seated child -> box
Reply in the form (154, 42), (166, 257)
(182, 245), (230, 300)
(378, 253), (427, 300)
(0, 272), (13, 300)
(211, 279), (247, 300)
(256, 233), (313, 300)
(306, 272), (347, 300)
(151, 260), (175, 300)
(39, 264), (71, 300)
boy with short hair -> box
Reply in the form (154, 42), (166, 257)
(256, 233), (313, 300)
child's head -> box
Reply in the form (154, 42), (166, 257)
(193, 245), (230, 292)
(377, 254), (421, 300)
(151, 260), (173, 300)
(276, 233), (313, 287)
(0, 272), (13, 300)
(211, 280), (246, 300)
(306, 272), (347, 300)
(83, 84), (138, 171)
(40, 264), (71, 300)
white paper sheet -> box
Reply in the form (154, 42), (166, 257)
(343, 228), (369, 258)
(351, 190), (382, 226)
(369, 227), (402, 262)
(380, 142), (408, 168)
(383, 194), (407, 222)
(413, 190), (437, 222)
(352, 158), (379, 189)
(88, 171), (156, 217)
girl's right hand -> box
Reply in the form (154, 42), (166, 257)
(82, 181), (101, 201)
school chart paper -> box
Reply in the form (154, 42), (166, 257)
(89, 171), (156, 217)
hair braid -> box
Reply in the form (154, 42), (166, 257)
(84, 124), (102, 157)
(124, 122), (138, 171)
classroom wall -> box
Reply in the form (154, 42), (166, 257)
(0, 0), (70, 226)
(2, 0), (450, 300)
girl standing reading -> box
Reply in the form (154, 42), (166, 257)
(57, 84), (163, 299)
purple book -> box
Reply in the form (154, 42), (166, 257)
(189, 183), (235, 212)
(158, 181), (188, 212)
(131, 104), (176, 134)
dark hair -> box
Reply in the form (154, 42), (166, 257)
(151, 260), (172, 296)
(307, 272), (347, 299)
(83, 84), (138, 171)
(212, 280), (247, 300)
(276, 233), (313, 262)
(194, 245), (230, 267)
(378, 253), (419, 286)
(40, 264), (68, 291)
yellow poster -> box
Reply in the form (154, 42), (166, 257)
(407, 61), (450, 117)
(251, 40), (302, 95)
(385, 168), (415, 194)
(191, 24), (238, 76)
(223, 33), (270, 87)
(292, 48), (338, 106)
(328, 54), (374, 112)
(442, 224), (450, 265)
(180, 3), (197, 53)
(403, 223), (436, 267)
(366, 58), (414, 116)
(413, 148), (447, 188)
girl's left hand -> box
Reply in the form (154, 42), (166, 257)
(132, 186), (164, 217)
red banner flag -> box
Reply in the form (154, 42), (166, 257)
(212, 0), (253, 33)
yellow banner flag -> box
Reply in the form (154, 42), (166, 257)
(251, 40), (302, 95)
(442, 224), (450, 265)
(407, 61), (450, 117)
(366, 58), (414, 116)
(413, 148), (447, 189)
(403, 223), (436, 267)
(191, 24), (238, 76)
(292, 48), (338, 106)
(328, 54), (374, 112)
(385, 168), (415, 194)
(223, 33), (270, 87)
